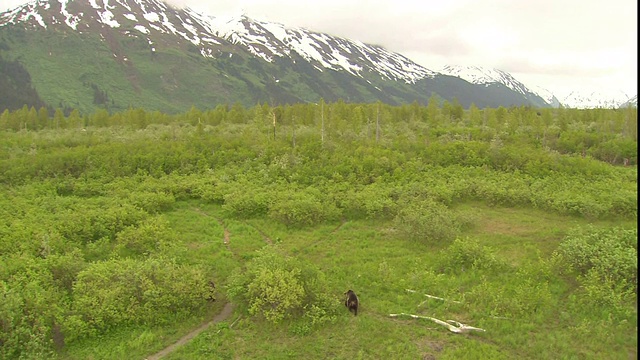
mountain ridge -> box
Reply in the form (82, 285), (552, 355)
(438, 65), (561, 108)
(1, 0), (616, 113)
(0, 0), (442, 84)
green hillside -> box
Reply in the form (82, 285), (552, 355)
(0, 26), (455, 114)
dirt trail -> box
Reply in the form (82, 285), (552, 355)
(194, 208), (231, 249)
(331, 218), (347, 233)
(223, 227), (231, 245)
(143, 207), (237, 359)
(308, 218), (347, 249)
(148, 208), (277, 359)
(145, 303), (235, 360)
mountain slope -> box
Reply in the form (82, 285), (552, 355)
(619, 95), (637, 108)
(439, 65), (560, 108)
(0, 0), (552, 113)
(0, 48), (48, 111)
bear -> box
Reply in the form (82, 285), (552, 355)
(344, 289), (359, 316)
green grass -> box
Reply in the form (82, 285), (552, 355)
(129, 200), (636, 360)
(1, 114), (635, 360)
(61, 301), (227, 360)
(454, 201), (637, 264)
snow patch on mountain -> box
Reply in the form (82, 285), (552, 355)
(98, 9), (120, 28)
(134, 24), (148, 34)
(60, 0), (81, 29)
(116, 0), (132, 12)
(1, 0), (48, 28)
(204, 13), (438, 83)
(88, 0), (101, 10)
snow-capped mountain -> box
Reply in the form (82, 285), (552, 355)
(195, 13), (439, 84)
(0, 0), (436, 84)
(619, 95), (637, 108)
(560, 90), (632, 109)
(0, 0), (556, 112)
(527, 84), (562, 108)
(439, 65), (560, 108)
(439, 65), (528, 93)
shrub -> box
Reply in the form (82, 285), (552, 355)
(114, 216), (176, 257)
(71, 257), (210, 336)
(222, 184), (272, 218)
(338, 184), (398, 220)
(578, 270), (636, 317)
(56, 204), (147, 244)
(127, 191), (175, 213)
(0, 266), (63, 359)
(555, 226), (637, 291)
(268, 188), (340, 227)
(227, 246), (337, 325)
(554, 226), (637, 313)
(438, 237), (507, 274)
(393, 198), (462, 243)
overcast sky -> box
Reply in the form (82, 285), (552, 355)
(1, 0), (637, 98)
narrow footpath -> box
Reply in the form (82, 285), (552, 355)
(146, 207), (237, 359)
(145, 303), (235, 360)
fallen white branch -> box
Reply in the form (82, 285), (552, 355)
(405, 289), (462, 304)
(229, 316), (242, 329)
(215, 316), (242, 334)
(389, 313), (486, 334)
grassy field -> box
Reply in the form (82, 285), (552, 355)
(57, 199), (636, 360)
(1, 104), (636, 359)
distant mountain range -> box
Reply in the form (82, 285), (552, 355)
(0, 0), (635, 113)
(560, 90), (634, 109)
(438, 65), (635, 109)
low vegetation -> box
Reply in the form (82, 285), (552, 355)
(0, 101), (636, 359)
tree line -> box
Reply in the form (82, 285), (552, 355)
(1, 96), (637, 165)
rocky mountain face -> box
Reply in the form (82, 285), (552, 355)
(0, 0), (592, 113)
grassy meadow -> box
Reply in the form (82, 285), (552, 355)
(0, 101), (636, 359)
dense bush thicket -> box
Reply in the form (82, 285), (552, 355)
(227, 246), (338, 325)
(554, 227), (637, 315)
(0, 100), (636, 358)
(72, 257), (210, 334)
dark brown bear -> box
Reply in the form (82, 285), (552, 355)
(344, 290), (359, 316)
